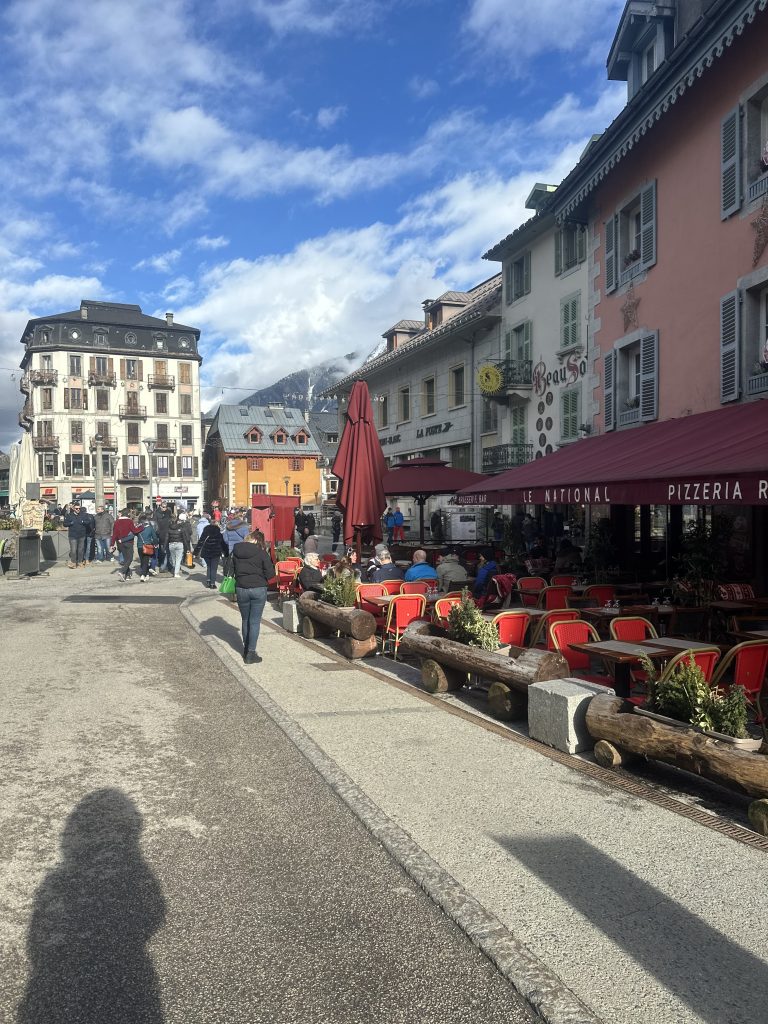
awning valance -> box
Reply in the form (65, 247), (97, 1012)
(458, 401), (768, 506)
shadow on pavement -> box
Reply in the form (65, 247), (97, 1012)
(495, 832), (767, 1024)
(17, 789), (166, 1024)
(198, 613), (243, 655)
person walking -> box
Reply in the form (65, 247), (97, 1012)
(331, 509), (342, 552)
(63, 501), (95, 568)
(153, 501), (172, 572)
(111, 508), (141, 580)
(194, 517), (228, 589)
(93, 505), (115, 562)
(294, 507), (307, 546)
(232, 530), (275, 664)
(196, 510), (210, 541)
(135, 515), (160, 583)
(384, 507), (395, 545)
(223, 511), (250, 553)
(392, 506), (405, 543)
(166, 514), (191, 579)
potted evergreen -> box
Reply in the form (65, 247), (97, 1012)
(447, 590), (500, 651)
(320, 574), (357, 608)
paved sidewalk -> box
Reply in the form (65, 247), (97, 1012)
(186, 588), (768, 1024)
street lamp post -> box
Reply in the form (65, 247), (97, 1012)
(94, 434), (104, 509)
(143, 439), (156, 509)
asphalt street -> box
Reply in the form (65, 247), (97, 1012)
(0, 565), (536, 1024)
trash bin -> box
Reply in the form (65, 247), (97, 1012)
(18, 529), (41, 576)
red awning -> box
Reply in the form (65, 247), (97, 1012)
(382, 458), (486, 497)
(458, 401), (768, 506)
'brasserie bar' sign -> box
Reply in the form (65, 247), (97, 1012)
(456, 475), (768, 506)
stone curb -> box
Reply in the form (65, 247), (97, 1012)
(180, 594), (603, 1024)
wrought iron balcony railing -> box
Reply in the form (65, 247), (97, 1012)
(152, 438), (177, 452)
(32, 434), (59, 450)
(87, 370), (117, 387)
(147, 374), (176, 391)
(118, 469), (149, 481)
(119, 405), (147, 420)
(28, 368), (58, 386)
(481, 443), (534, 473)
(89, 435), (118, 450)
(490, 358), (533, 390)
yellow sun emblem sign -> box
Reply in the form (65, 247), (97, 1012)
(477, 363), (503, 394)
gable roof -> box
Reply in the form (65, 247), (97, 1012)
(210, 404), (322, 456)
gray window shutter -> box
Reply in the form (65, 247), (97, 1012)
(721, 106), (742, 220)
(38, 454), (44, 476)
(719, 290), (741, 402)
(640, 181), (656, 271)
(639, 331), (659, 422)
(603, 351), (617, 431)
(577, 225), (587, 263)
(523, 251), (531, 295)
(152, 456), (158, 475)
(65, 455), (72, 476)
(605, 216), (617, 293)
(122, 455), (128, 475)
(554, 231), (562, 276)
(193, 456), (199, 476)
(140, 455), (147, 475)
(83, 455), (90, 477)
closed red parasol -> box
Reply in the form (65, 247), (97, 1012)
(332, 381), (388, 549)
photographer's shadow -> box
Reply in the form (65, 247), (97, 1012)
(18, 789), (166, 1024)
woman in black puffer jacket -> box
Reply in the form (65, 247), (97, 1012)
(232, 530), (275, 665)
(194, 520), (228, 589)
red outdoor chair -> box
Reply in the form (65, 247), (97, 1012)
(517, 576), (547, 608)
(537, 585), (572, 611)
(400, 581), (432, 595)
(276, 561), (300, 605)
(711, 640), (768, 721)
(610, 615), (658, 642)
(381, 594), (427, 659)
(657, 648), (721, 685)
(379, 578), (404, 595)
(433, 595), (463, 629)
(355, 583), (387, 625)
(551, 574), (578, 587)
(584, 585), (616, 605)
(479, 573), (519, 612)
(550, 620), (612, 686)
(529, 608), (581, 648)
(284, 556), (303, 568)
(492, 610), (530, 648)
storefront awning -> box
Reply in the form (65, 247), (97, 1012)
(458, 401), (768, 506)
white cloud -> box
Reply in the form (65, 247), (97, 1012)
(161, 276), (195, 304)
(246, 0), (381, 36)
(133, 250), (182, 274)
(316, 105), (347, 129)
(195, 235), (229, 250)
(464, 0), (625, 63)
(408, 76), (439, 100)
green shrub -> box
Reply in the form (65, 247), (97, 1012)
(447, 589), (499, 651)
(320, 574), (357, 607)
(642, 654), (748, 738)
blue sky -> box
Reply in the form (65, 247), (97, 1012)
(0, 0), (627, 451)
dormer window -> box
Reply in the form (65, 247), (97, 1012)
(273, 429), (288, 444)
(606, 2), (674, 100)
(293, 430), (309, 445)
(246, 428), (262, 444)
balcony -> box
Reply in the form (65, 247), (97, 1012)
(482, 443), (534, 473)
(118, 468), (149, 482)
(748, 173), (768, 204)
(488, 358), (533, 396)
(32, 434), (59, 451)
(747, 370), (768, 396)
(119, 404), (147, 420)
(87, 370), (117, 387)
(28, 368), (58, 386)
(147, 374), (176, 391)
(89, 435), (118, 451)
(618, 406), (641, 426)
(152, 438), (177, 453)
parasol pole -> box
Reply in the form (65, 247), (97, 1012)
(417, 496), (427, 546)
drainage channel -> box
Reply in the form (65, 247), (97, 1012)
(63, 595), (186, 605)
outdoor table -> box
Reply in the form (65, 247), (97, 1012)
(640, 637), (717, 653)
(569, 639), (670, 699)
(708, 600), (761, 614)
(738, 629), (768, 640)
(368, 593), (439, 609)
(582, 605), (674, 637)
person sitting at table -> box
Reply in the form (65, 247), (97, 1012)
(330, 551), (361, 581)
(298, 552), (325, 593)
(436, 547), (469, 592)
(404, 549), (439, 583)
(554, 538), (582, 572)
(371, 548), (404, 583)
(473, 548), (498, 604)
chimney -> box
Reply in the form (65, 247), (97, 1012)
(165, 312), (173, 325)
(81, 304), (88, 320)
(422, 299), (433, 328)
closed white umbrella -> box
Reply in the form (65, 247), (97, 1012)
(9, 432), (36, 514)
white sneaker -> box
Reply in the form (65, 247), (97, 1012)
(148, 568), (158, 576)
(140, 576), (146, 583)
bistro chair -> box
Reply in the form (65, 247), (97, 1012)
(529, 608), (581, 648)
(381, 594), (427, 660)
(728, 615), (768, 637)
(433, 595), (463, 629)
(492, 610), (530, 648)
(710, 640), (768, 721)
(551, 574), (578, 587)
(656, 647), (721, 686)
(667, 606), (710, 641)
(537, 585), (572, 611)
(484, 573), (520, 611)
(400, 580), (433, 596)
(284, 556), (303, 568)
(276, 561), (301, 605)
(610, 615), (659, 642)
(517, 576), (547, 608)
(378, 578), (405, 595)
(355, 583), (387, 626)
(442, 590), (467, 600)
(549, 620), (612, 686)
(584, 584), (616, 606)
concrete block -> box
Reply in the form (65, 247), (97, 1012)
(528, 677), (609, 755)
(282, 600), (300, 633)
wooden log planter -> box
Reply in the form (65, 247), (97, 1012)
(398, 623), (569, 720)
(586, 693), (768, 836)
(297, 592), (378, 659)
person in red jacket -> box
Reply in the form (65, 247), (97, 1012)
(111, 509), (142, 581)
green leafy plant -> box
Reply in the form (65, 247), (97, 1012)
(274, 543), (300, 562)
(320, 574), (357, 607)
(640, 654), (748, 738)
(447, 589), (500, 651)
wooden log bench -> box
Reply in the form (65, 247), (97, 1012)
(399, 623), (569, 720)
(297, 592), (378, 659)
(586, 693), (768, 836)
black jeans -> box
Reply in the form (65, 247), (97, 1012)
(119, 540), (135, 577)
(204, 556), (220, 586)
